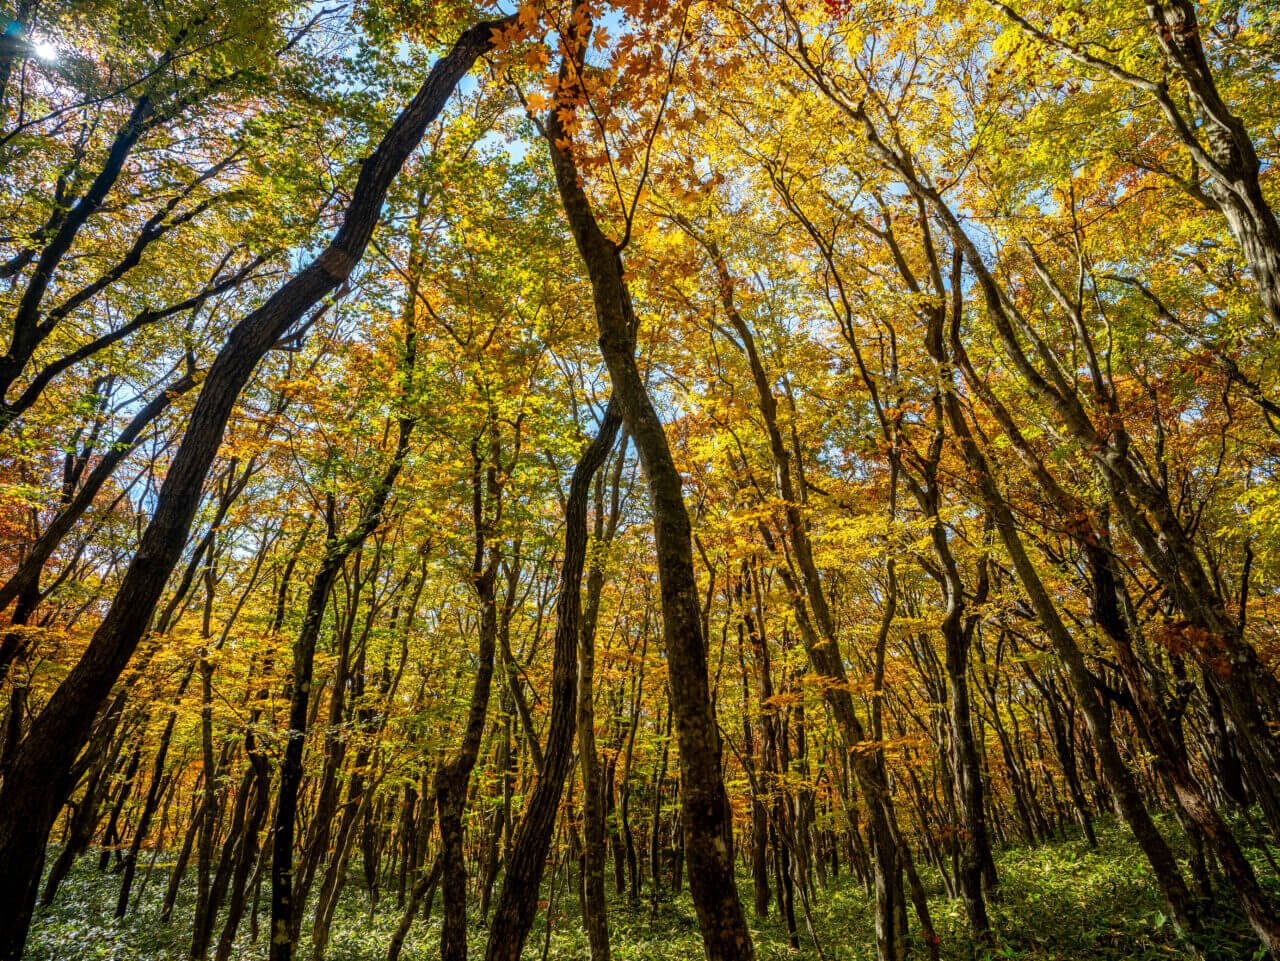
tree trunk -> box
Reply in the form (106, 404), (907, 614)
(0, 21), (511, 959)
(579, 432), (627, 961)
(543, 33), (754, 958)
(483, 401), (621, 961)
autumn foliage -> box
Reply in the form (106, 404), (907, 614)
(1, 1), (1279, 960)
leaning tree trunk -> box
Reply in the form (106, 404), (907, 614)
(270, 316), (418, 961)
(927, 330), (1202, 939)
(0, 20), (512, 961)
(543, 29), (754, 960)
(483, 401), (621, 961)
(578, 429), (627, 961)
(437, 415), (510, 961)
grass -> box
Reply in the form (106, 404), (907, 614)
(26, 816), (1277, 961)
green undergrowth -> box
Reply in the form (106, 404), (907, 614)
(27, 815), (1277, 961)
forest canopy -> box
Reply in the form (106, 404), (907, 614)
(0, 1), (1278, 960)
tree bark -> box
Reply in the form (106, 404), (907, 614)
(0, 20), (511, 960)
(483, 401), (621, 961)
(544, 37), (753, 959)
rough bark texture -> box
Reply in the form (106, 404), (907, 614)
(0, 20), (509, 960)
(483, 401), (621, 961)
(544, 37), (754, 961)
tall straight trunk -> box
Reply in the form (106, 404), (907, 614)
(483, 401), (621, 961)
(648, 704), (673, 901)
(192, 545), (246, 957)
(437, 417), (509, 961)
(292, 576), (365, 936)
(544, 41), (753, 958)
(739, 567), (772, 920)
(938, 583), (992, 935)
(0, 22), (510, 960)
(772, 821), (799, 949)
(386, 779), (438, 961)
(748, 761), (770, 918)
(606, 754), (625, 896)
(161, 784), (207, 925)
(271, 347), (418, 961)
(608, 617), (646, 905)
(310, 765), (377, 961)
(217, 534), (301, 959)
(393, 785), (416, 910)
(690, 223), (924, 960)
(578, 430), (627, 961)
(197, 761), (259, 958)
(1024, 669), (1096, 848)
(272, 531), (381, 956)
(191, 654), (224, 961)
(790, 700), (815, 905)
(979, 674), (1037, 845)
(135, 768), (180, 908)
(362, 786), (389, 913)
(773, 711), (800, 951)
(478, 730), (508, 924)
(621, 769), (639, 902)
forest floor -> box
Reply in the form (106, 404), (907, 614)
(26, 816), (1278, 961)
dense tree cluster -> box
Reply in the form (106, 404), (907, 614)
(1, 1), (1278, 960)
